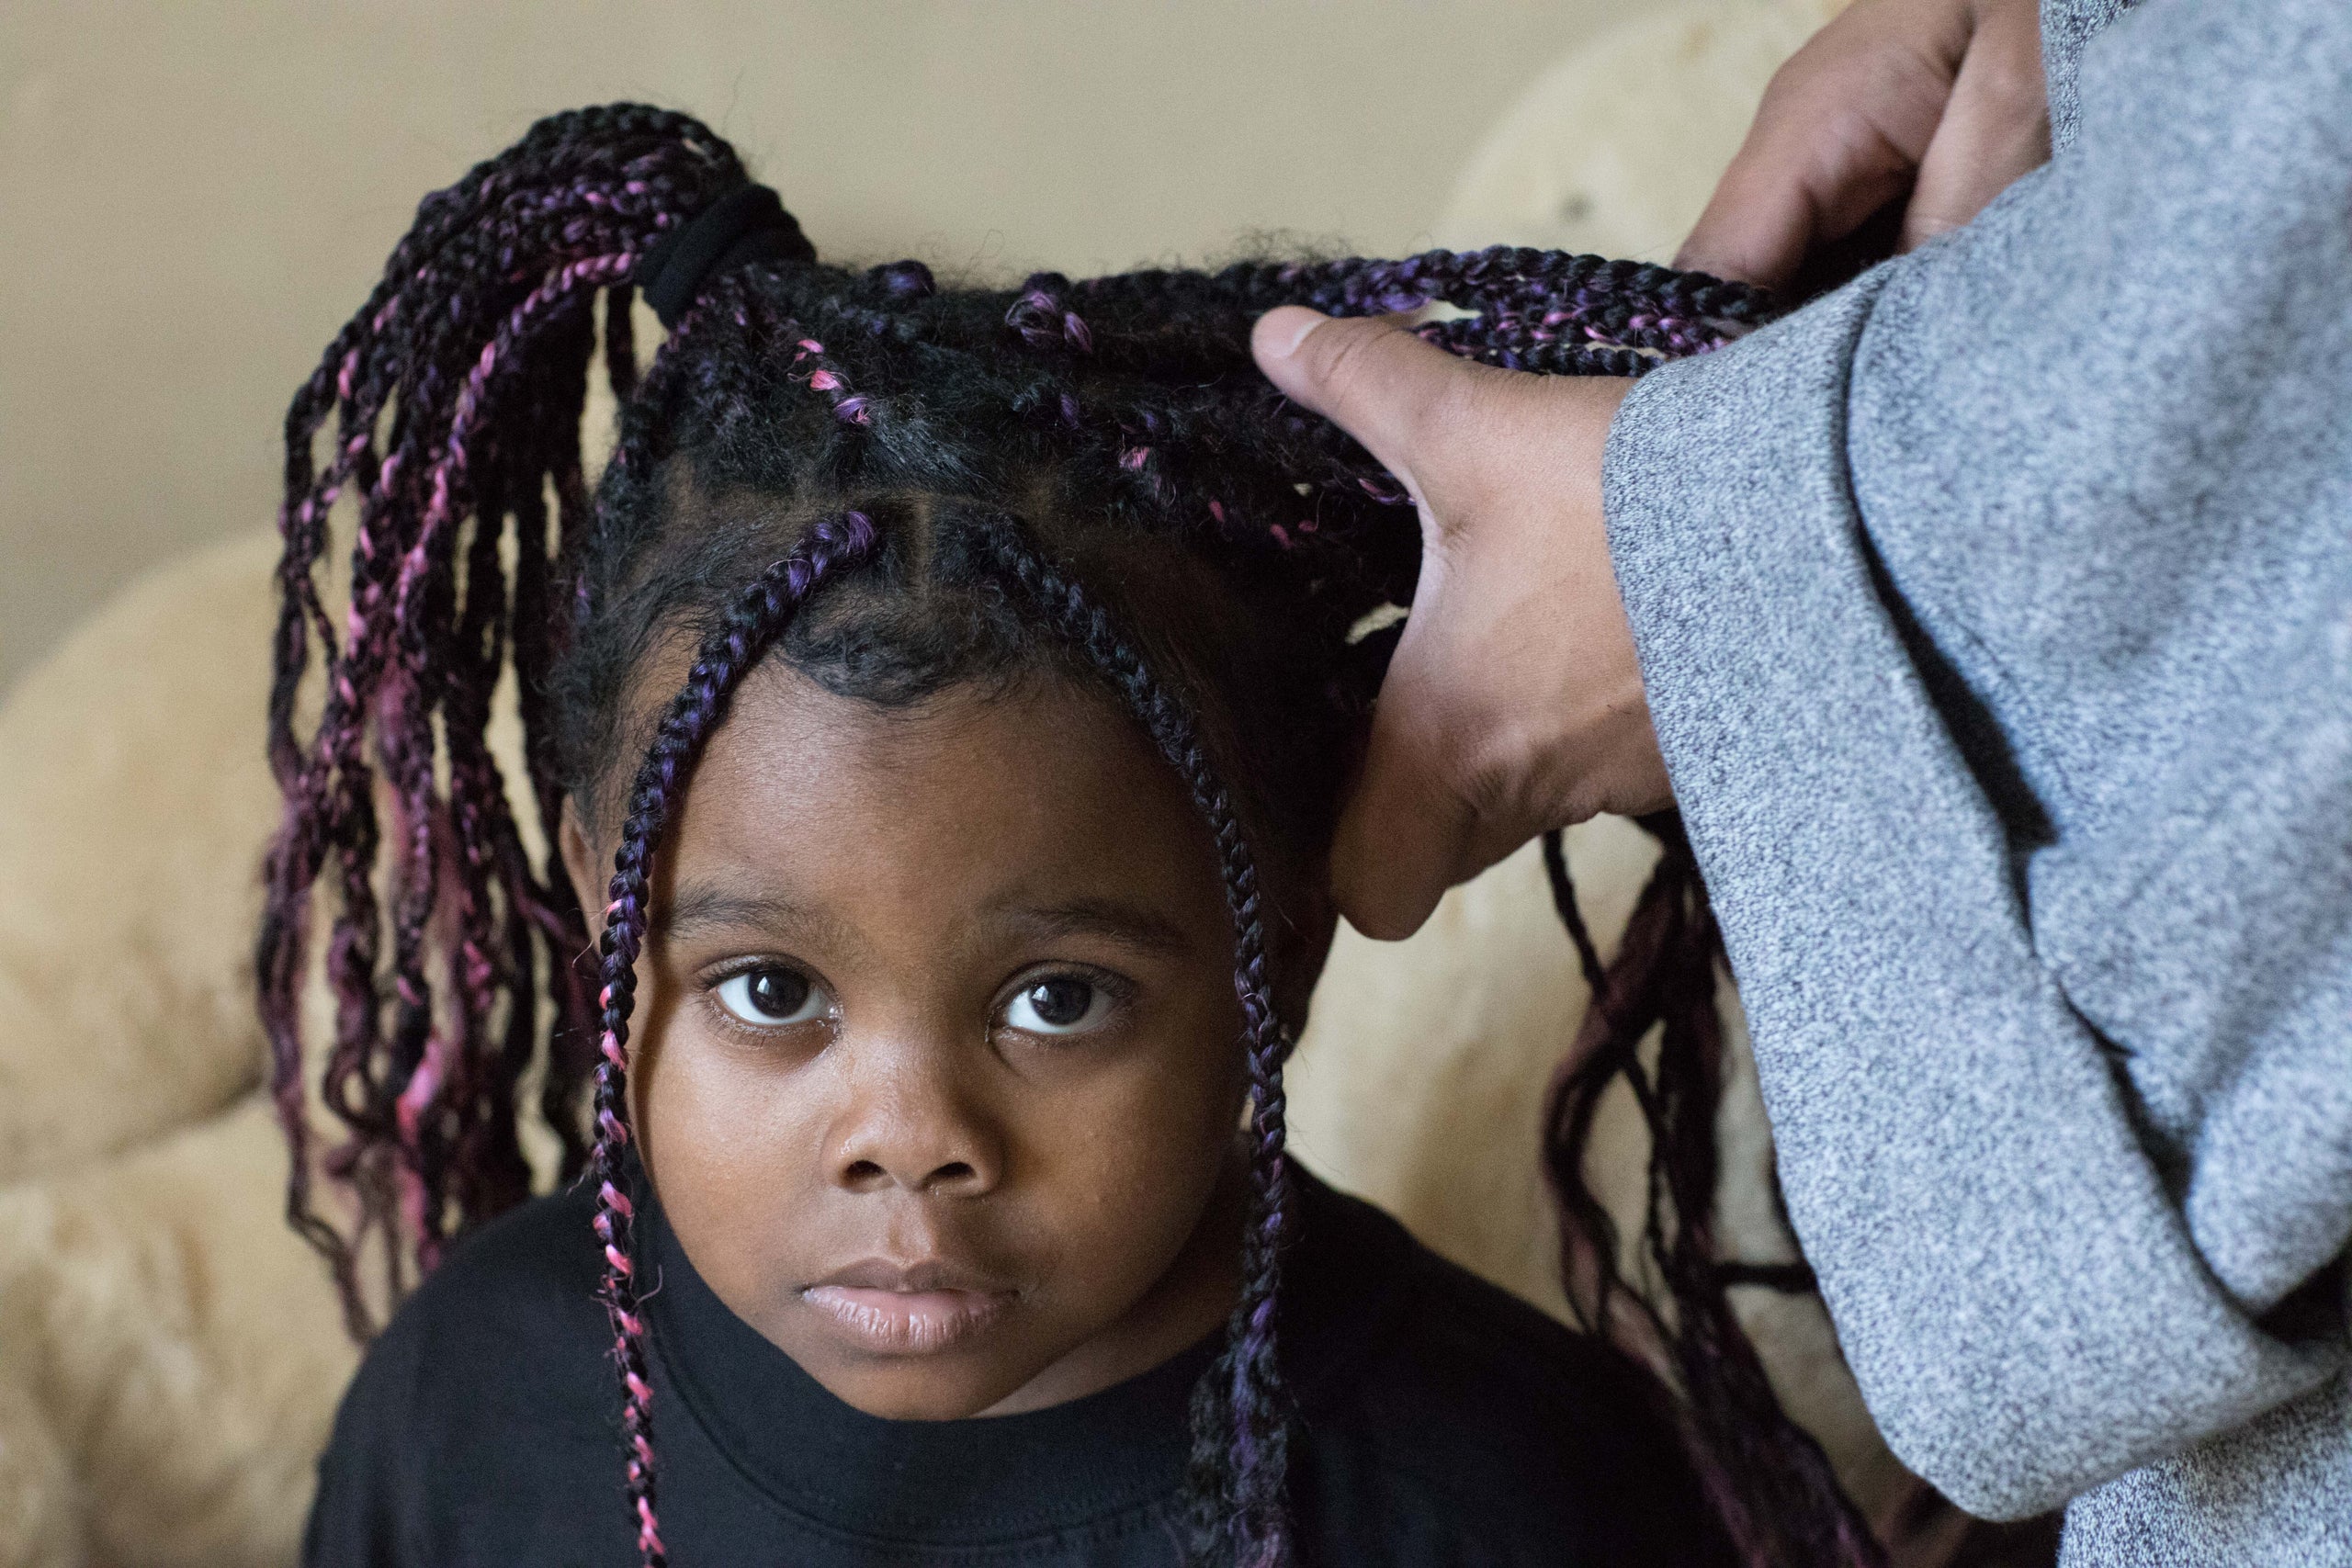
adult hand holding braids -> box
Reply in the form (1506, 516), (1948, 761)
(1256, 0), (2051, 941)
(1251, 310), (1658, 940)
(1264, 0), (2352, 1562)
(1679, 0), (2050, 289)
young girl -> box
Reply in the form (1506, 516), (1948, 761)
(261, 106), (1868, 1567)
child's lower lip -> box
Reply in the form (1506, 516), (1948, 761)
(802, 1285), (1014, 1353)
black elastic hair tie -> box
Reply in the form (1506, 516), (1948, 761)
(635, 182), (815, 328)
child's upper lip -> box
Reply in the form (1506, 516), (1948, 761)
(810, 1257), (1014, 1294)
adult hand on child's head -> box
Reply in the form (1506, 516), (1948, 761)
(1251, 309), (1668, 942)
(1679, 0), (2050, 290)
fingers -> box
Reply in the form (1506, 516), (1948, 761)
(1674, 85), (1834, 288)
(1901, 0), (2050, 249)
(1254, 322), (1659, 940)
(1676, 128), (1826, 289)
(1320, 374), (1655, 939)
(1254, 308), (1488, 935)
(1678, 0), (1975, 288)
(1328, 647), (1479, 941)
(1251, 309), (1485, 503)
(1677, 0), (1946, 287)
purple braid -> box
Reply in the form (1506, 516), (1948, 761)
(266, 99), (1897, 1568)
(374, 253), (637, 1221)
(508, 294), (606, 1182)
(1542, 822), (1885, 1568)
(788, 333), (876, 426)
(1006, 271), (1099, 355)
(1314, 248), (1764, 352)
(969, 524), (1295, 1568)
(260, 106), (746, 1330)
(585, 511), (882, 1566)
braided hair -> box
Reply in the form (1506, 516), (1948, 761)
(257, 103), (1872, 1567)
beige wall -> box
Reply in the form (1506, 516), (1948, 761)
(0, 0), (1656, 694)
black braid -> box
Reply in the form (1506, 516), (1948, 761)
(1543, 818), (1886, 1566)
(970, 520), (1296, 1566)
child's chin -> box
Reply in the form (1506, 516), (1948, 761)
(800, 1344), (1051, 1423)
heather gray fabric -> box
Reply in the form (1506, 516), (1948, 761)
(1601, 0), (2352, 1560)
(2038, 0), (2133, 151)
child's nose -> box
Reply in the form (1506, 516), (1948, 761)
(830, 1077), (1004, 1198)
(837, 1149), (991, 1197)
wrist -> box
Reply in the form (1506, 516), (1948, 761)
(1550, 376), (1666, 818)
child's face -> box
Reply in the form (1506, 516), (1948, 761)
(563, 662), (1261, 1421)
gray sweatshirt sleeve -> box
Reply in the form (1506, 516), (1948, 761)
(1601, 0), (2352, 1523)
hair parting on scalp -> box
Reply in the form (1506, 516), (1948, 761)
(258, 100), (1882, 1568)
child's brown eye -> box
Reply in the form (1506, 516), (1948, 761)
(713, 966), (823, 1027)
(1003, 976), (1113, 1035)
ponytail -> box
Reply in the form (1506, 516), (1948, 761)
(257, 107), (749, 1329)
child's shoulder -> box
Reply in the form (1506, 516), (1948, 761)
(325, 1180), (615, 1435)
(378, 1179), (612, 1369)
(1284, 1173), (1731, 1566)
(1283, 1168), (1662, 1432)
(306, 1185), (621, 1560)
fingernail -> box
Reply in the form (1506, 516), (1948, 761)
(1262, 306), (1324, 359)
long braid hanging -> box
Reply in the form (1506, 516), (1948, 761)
(1542, 822), (1884, 1568)
(973, 523), (1295, 1567)
(259, 106), (747, 1334)
(586, 511), (884, 1566)
(261, 100), (1885, 1568)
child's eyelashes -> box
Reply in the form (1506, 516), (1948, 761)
(997, 968), (1130, 1040)
(697, 962), (1131, 1042)
(711, 964), (830, 1029)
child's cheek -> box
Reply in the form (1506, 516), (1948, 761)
(1021, 1025), (1239, 1317)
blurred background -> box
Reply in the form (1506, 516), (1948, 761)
(3, 0), (1709, 694)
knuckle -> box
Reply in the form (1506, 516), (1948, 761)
(1399, 365), (1480, 463)
(1441, 706), (1534, 824)
(1309, 317), (1407, 401)
(1755, 57), (1826, 122)
(1974, 66), (2049, 118)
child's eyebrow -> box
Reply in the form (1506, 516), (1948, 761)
(655, 886), (865, 953)
(989, 897), (1200, 960)
(652, 887), (1194, 960)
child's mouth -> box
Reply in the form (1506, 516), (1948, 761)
(802, 1260), (1018, 1354)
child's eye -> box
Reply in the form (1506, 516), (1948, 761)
(712, 966), (826, 1027)
(1001, 976), (1115, 1036)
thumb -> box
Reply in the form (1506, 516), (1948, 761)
(1328, 652), (1476, 941)
(1252, 307), (1476, 504)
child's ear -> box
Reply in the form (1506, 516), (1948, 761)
(559, 796), (604, 923)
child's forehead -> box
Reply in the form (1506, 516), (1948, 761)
(713, 658), (1140, 778)
(656, 660), (1225, 920)
(637, 661), (1241, 976)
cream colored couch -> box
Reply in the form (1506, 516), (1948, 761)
(0, 6), (1928, 1562)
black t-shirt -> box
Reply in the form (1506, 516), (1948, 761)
(306, 1168), (1733, 1566)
